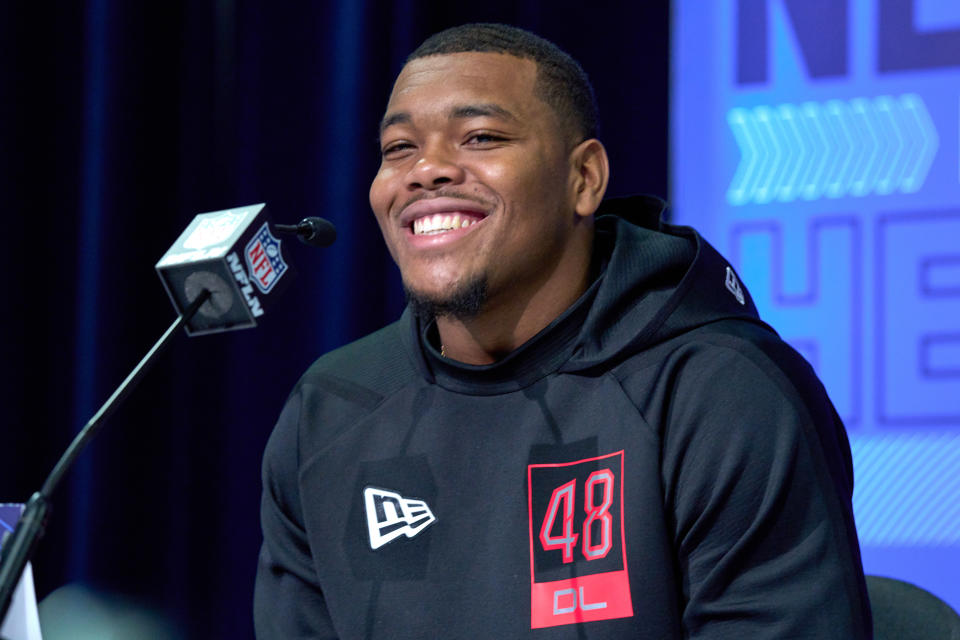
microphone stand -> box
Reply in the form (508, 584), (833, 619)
(0, 289), (212, 624)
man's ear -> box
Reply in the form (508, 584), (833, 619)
(569, 139), (610, 218)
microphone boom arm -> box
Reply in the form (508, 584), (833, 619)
(0, 289), (212, 624)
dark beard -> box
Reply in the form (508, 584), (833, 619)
(405, 275), (488, 320)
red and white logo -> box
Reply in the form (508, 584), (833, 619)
(527, 451), (633, 628)
(244, 223), (288, 294)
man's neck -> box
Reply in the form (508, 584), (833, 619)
(435, 257), (594, 366)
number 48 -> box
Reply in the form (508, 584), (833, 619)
(538, 469), (614, 563)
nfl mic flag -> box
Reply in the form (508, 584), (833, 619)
(155, 203), (295, 336)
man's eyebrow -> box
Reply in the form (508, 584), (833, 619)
(449, 103), (517, 122)
(380, 111), (411, 134)
(379, 103), (518, 135)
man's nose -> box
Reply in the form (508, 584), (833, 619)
(405, 145), (465, 190)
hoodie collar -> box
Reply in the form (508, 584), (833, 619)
(405, 261), (605, 395)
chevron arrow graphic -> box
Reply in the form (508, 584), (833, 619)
(727, 94), (939, 205)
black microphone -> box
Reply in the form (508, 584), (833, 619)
(274, 217), (337, 247)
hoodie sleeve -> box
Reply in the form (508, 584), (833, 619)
(658, 337), (871, 639)
(254, 390), (340, 640)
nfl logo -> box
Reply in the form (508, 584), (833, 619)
(245, 223), (288, 294)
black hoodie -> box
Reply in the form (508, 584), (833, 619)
(254, 196), (872, 639)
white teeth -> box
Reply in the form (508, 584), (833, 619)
(413, 213), (480, 235)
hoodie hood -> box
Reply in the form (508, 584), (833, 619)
(405, 195), (764, 393)
(565, 195), (763, 371)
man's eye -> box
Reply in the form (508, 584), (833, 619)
(465, 133), (506, 145)
(382, 142), (414, 156)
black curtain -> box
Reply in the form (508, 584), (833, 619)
(1, 2), (668, 637)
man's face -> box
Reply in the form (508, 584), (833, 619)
(369, 52), (587, 317)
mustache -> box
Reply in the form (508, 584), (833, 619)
(399, 189), (493, 215)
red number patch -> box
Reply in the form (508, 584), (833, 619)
(527, 450), (633, 628)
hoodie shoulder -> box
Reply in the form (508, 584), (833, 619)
(294, 317), (418, 411)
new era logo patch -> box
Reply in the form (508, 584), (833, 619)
(725, 266), (745, 305)
(364, 486), (436, 550)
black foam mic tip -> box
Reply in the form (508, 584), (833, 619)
(296, 217), (337, 247)
(274, 217), (337, 247)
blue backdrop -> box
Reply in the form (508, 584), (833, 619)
(672, 0), (960, 611)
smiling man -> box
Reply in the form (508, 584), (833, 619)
(370, 46), (606, 365)
(255, 24), (872, 639)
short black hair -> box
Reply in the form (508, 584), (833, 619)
(407, 23), (599, 141)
